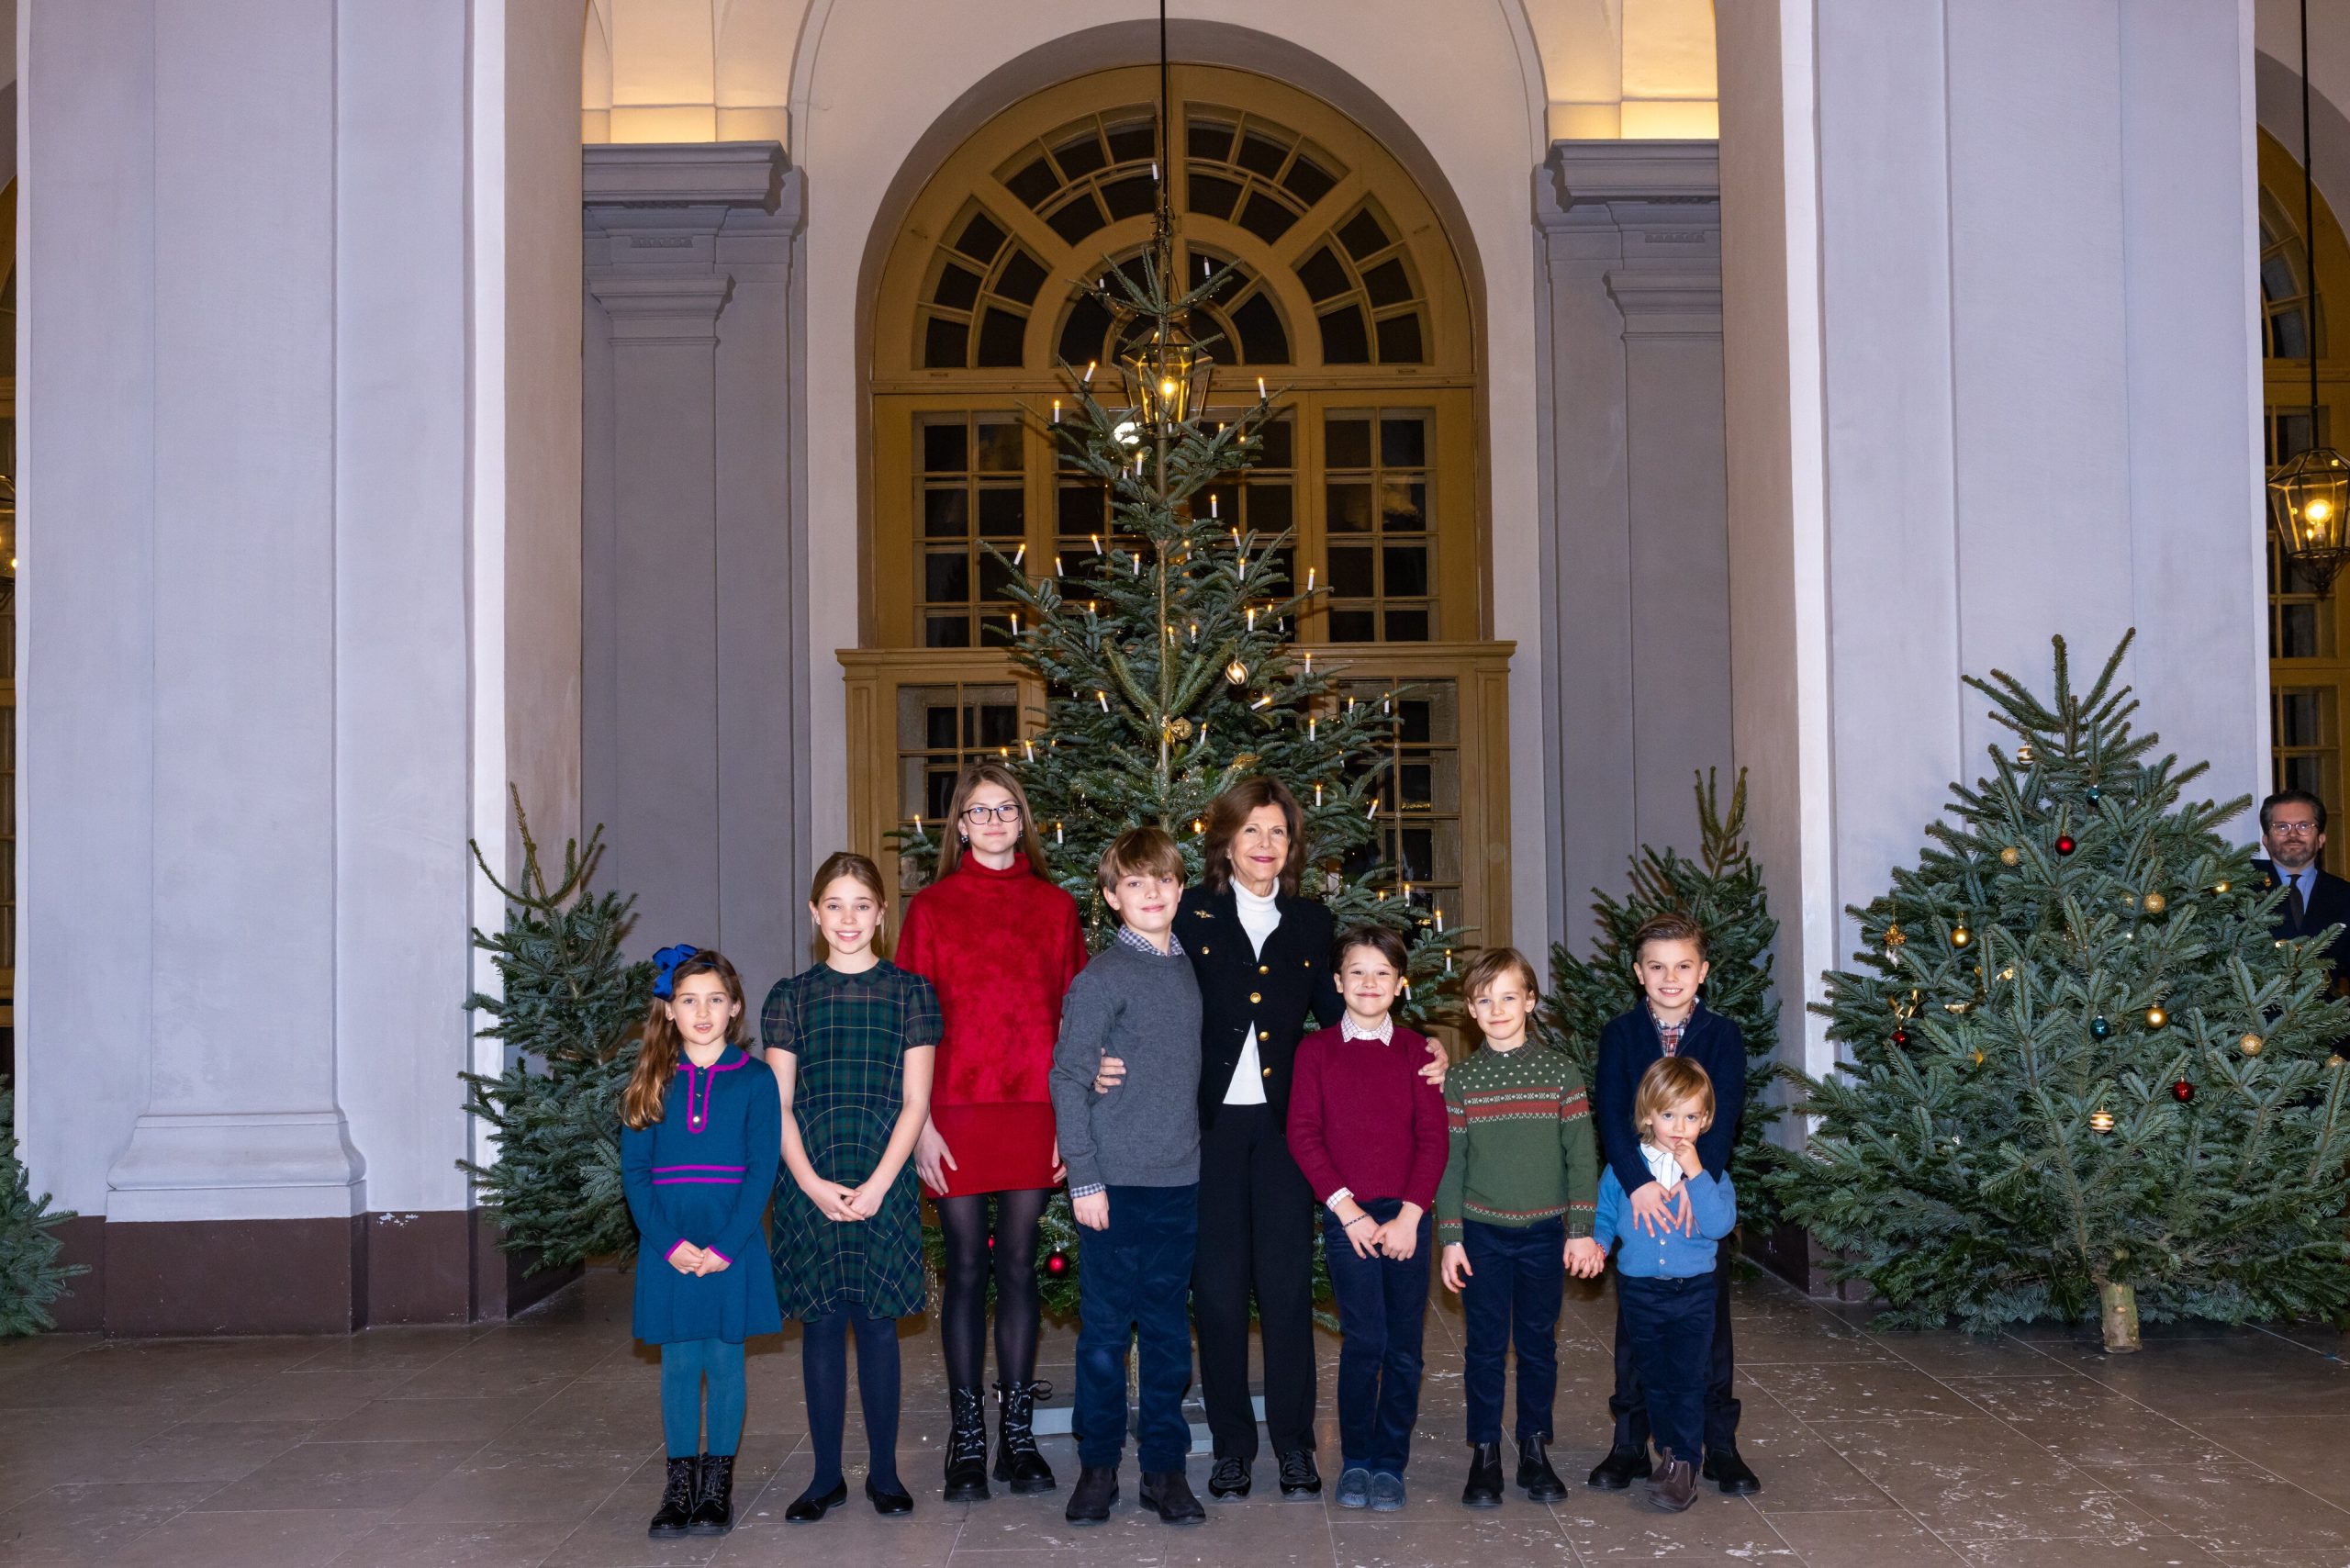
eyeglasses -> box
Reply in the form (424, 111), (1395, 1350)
(962, 802), (1024, 825)
(2270, 821), (2321, 837)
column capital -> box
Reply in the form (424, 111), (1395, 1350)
(1539, 140), (1720, 263)
(583, 140), (787, 208)
(587, 272), (733, 344)
(1605, 264), (1724, 338)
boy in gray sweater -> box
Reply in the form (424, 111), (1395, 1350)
(1049, 825), (1205, 1528)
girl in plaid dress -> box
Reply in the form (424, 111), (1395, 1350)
(765, 852), (940, 1521)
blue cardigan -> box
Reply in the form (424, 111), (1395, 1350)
(621, 1045), (784, 1345)
(1591, 1002), (1746, 1203)
(1593, 1164), (1738, 1278)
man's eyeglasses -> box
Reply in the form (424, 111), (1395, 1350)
(2270, 821), (2321, 837)
(962, 802), (1024, 825)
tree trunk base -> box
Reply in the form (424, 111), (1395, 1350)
(2099, 1282), (2141, 1352)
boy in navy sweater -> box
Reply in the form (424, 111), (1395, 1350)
(1586, 912), (1759, 1497)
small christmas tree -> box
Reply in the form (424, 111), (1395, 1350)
(899, 221), (1458, 1317)
(1536, 768), (1785, 1225)
(459, 790), (655, 1271)
(0, 1089), (84, 1337)
(1771, 634), (2350, 1347)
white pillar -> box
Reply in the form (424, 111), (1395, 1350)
(1719, 0), (2267, 1102)
(1537, 143), (1731, 941)
(582, 144), (809, 996)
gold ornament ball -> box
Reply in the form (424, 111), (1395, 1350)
(1224, 658), (1248, 685)
(1169, 716), (1195, 741)
(2331, 1054), (2347, 1070)
(2121, 893), (2138, 911)
(2017, 744), (2035, 764)
(1999, 846), (2021, 868)
(2213, 879), (2231, 894)
(1951, 924), (1973, 948)
(2089, 1108), (2116, 1133)
(2239, 1032), (2264, 1058)
(2142, 891), (2167, 915)
(2144, 1005), (2168, 1029)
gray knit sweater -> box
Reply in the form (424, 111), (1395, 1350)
(1048, 938), (1203, 1193)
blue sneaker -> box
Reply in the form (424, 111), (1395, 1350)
(1336, 1467), (1371, 1509)
(1368, 1472), (1405, 1512)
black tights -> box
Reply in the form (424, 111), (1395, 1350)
(801, 1306), (901, 1495)
(936, 1188), (1049, 1392)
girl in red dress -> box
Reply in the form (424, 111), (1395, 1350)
(897, 760), (1089, 1504)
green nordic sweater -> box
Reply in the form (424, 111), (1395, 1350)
(1434, 1042), (1597, 1244)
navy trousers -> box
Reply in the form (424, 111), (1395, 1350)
(1320, 1199), (1430, 1475)
(1607, 1252), (1740, 1453)
(1615, 1273), (1714, 1465)
(1074, 1182), (1200, 1473)
(1460, 1216), (1565, 1445)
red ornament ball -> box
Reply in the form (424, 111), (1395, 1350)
(1892, 1027), (1911, 1047)
(2171, 1079), (2195, 1103)
(1045, 1250), (1069, 1277)
(2055, 834), (2076, 856)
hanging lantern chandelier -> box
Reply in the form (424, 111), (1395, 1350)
(1115, 0), (1214, 433)
(2270, 0), (2350, 596)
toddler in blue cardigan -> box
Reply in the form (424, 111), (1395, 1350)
(620, 947), (783, 1540)
(1590, 1057), (1736, 1514)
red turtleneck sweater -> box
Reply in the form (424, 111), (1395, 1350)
(896, 855), (1090, 1106)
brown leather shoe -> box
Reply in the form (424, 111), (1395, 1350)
(1646, 1449), (1697, 1513)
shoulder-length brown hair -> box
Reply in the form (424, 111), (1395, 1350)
(1203, 776), (1306, 896)
(934, 759), (1052, 879)
(621, 949), (749, 1130)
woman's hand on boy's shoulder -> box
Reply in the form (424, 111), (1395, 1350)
(1416, 1035), (1447, 1087)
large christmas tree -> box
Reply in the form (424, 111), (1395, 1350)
(1537, 768), (1784, 1226)
(1772, 634), (2350, 1348)
(460, 792), (656, 1271)
(901, 233), (1455, 1318)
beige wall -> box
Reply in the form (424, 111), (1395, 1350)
(580, 0), (1719, 146)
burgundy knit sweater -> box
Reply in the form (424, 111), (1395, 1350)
(1285, 1022), (1449, 1211)
(896, 855), (1089, 1107)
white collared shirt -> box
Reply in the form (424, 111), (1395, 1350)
(1340, 1014), (1394, 1045)
(1224, 881), (1282, 1105)
(1640, 1141), (1686, 1192)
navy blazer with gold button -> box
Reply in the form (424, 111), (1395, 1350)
(1178, 882), (1344, 1128)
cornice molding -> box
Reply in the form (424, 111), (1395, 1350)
(583, 140), (788, 208)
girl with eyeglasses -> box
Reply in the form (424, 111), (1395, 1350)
(895, 759), (1089, 1504)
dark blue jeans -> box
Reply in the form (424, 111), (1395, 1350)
(1075, 1182), (1200, 1472)
(1460, 1216), (1565, 1445)
(1320, 1199), (1430, 1476)
(1616, 1272), (1714, 1465)
(1607, 1252), (1740, 1453)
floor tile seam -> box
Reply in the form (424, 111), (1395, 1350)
(2154, 1426), (2350, 1520)
(1772, 1394), (1990, 1548)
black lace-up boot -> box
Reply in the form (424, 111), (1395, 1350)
(686, 1453), (736, 1535)
(945, 1387), (991, 1502)
(992, 1380), (1057, 1494)
(646, 1455), (699, 1539)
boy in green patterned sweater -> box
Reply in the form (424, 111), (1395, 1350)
(1436, 947), (1606, 1510)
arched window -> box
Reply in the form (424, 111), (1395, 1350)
(846, 66), (1514, 944)
(2261, 131), (2350, 864)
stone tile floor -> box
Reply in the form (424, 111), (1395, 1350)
(4, 1267), (2348, 1566)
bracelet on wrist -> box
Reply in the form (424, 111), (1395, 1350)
(1343, 1215), (1371, 1229)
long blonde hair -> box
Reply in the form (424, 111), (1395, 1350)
(810, 850), (889, 962)
(934, 759), (1052, 879)
(621, 949), (748, 1130)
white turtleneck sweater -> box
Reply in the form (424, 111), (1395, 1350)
(1225, 881), (1282, 1105)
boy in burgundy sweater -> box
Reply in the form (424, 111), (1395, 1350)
(1286, 927), (1449, 1513)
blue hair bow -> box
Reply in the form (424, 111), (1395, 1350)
(651, 944), (700, 1001)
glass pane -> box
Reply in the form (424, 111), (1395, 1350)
(1381, 480), (1426, 532)
(1059, 482), (1106, 533)
(1230, 292), (1291, 363)
(1383, 545), (1429, 597)
(925, 615), (971, 648)
(2277, 601), (2322, 659)
(1058, 295), (1114, 368)
(979, 553), (1021, 601)
(1188, 173), (1242, 220)
(1376, 312), (1426, 364)
(1046, 196), (1107, 246)
(923, 487), (968, 539)
(1383, 608), (1431, 642)
(1247, 484), (1293, 532)
(996, 250), (1048, 306)
(1187, 118), (1235, 162)
(954, 210), (1007, 262)
(1329, 546), (1375, 597)
(933, 263), (982, 310)
(1052, 131), (1106, 179)
(976, 420), (1024, 472)
(1337, 208), (1391, 260)
(976, 308), (1028, 367)
(977, 487), (1024, 536)
(1381, 415), (1429, 469)
(1296, 246), (1349, 303)
(1283, 155), (1337, 206)
(1237, 131), (1289, 179)
(924, 552), (971, 603)
(1258, 416), (1295, 469)
(2278, 688), (2329, 747)
(923, 317), (969, 368)
(1004, 158), (1059, 209)
(1328, 608), (1376, 643)
(1105, 119), (1156, 164)
(1319, 305), (1371, 364)
(1237, 192), (1298, 243)
(1326, 483), (1372, 532)
(1361, 258), (1413, 308)
(1326, 418), (1372, 469)
(1101, 174), (1156, 220)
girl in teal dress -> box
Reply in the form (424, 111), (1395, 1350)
(765, 851), (940, 1520)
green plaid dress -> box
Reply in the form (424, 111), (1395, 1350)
(764, 960), (942, 1319)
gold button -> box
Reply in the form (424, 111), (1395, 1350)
(1263, 1067), (1272, 1076)
(1259, 964), (1270, 974)
(1199, 946), (1210, 955)
(1249, 991), (1262, 1004)
(1259, 1030), (1270, 1041)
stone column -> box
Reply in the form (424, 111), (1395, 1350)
(1536, 142), (1730, 942)
(1718, 0), (2266, 1117)
(583, 144), (809, 996)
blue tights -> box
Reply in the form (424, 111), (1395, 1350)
(802, 1306), (902, 1495)
(659, 1338), (746, 1459)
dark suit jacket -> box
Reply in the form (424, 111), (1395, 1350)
(1591, 1002), (1747, 1201)
(2254, 858), (2350, 993)
(1177, 883), (1342, 1127)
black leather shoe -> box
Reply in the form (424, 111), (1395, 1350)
(1208, 1455), (1251, 1499)
(944, 1387), (991, 1503)
(686, 1453), (737, 1535)
(1276, 1448), (1322, 1498)
(783, 1479), (847, 1523)
(647, 1455), (699, 1539)
(1065, 1464), (1119, 1525)
(867, 1476), (914, 1516)
(1586, 1445), (1652, 1490)
(992, 1380), (1058, 1495)
(1516, 1437), (1567, 1502)
(1702, 1447), (1762, 1495)
(1460, 1442), (1504, 1508)
(1140, 1470), (1206, 1524)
